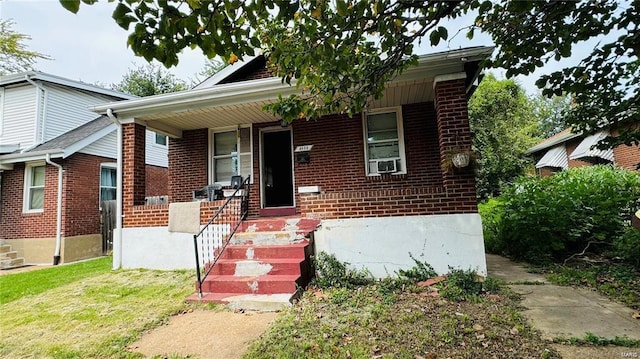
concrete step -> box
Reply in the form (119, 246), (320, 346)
(1, 258), (25, 269)
(186, 292), (297, 311)
(0, 245), (11, 253)
(220, 242), (310, 261)
(211, 258), (305, 276)
(200, 274), (302, 294)
(0, 251), (18, 259)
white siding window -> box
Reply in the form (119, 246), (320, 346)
(24, 163), (46, 212)
(211, 127), (252, 185)
(100, 164), (117, 203)
(154, 133), (168, 147)
(363, 108), (406, 175)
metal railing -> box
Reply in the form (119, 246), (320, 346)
(193, 176), (250, 298)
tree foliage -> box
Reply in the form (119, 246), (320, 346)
(531, 94), (572, 139)
(469, 74), (540, 200)
(61, 0), (638, 148)
(190, 58), (227, 87)
(111, 63), (186, 97)
(0, 19), (50, 75)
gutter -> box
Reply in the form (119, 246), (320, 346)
(106, 108), (123, 270)
(45, 154), (63, 265)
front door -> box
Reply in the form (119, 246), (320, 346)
(261, 129), (294, 208)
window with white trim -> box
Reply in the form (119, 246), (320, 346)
(24, 163), (46, 212)
(363, 108), (406, 175)
(212, 127), (252, 185)
(154, 132), (168, 146)
(100, 164), (117, 203)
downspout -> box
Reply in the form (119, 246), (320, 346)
(45, 154), (63, 265)
(106, 108), (123, 270)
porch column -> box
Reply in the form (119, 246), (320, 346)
(434, 74), (478, 213)
(122, 123), (146, 208)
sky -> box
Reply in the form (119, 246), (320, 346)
(0, 0), (585, 94)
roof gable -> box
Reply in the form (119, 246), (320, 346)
(193, 56), (270, 89)
(0, 71), (136, 100)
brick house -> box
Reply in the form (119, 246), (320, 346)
(527, 126), (640, 176)
(91, 47), (491, 281)
(0, 72), (168, 265)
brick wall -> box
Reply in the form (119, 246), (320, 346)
(0, 153), (112, 239)
(566, 138), (591, 168)
(145, 165), (168, 197)
(168, 128), (209, 203)
(63, 153), (112, 237)
(612, 126), (640, 170)
(288, 101), (461, 218)
(434, 78), (477, 204)
(220, 56), (272, 83)
(122, 123), (146, 207)
(0, 162), (58, 239)
(123, 201), (227, 228)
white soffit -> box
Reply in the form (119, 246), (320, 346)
(569, 131), (614, 162)
(535, 145), (568, 169)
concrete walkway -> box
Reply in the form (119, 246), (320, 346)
(486, 254), (640, 341)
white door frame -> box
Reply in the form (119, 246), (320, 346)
(259, 126), (296, 209)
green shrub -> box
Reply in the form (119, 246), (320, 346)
(614, 227), (640, 269)
(496, 166), (640, 263)
(438, 268), (500, 301)
(478, 198), (505, 254)
(312, 252), (373, 289)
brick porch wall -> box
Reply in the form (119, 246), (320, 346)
(145, 165), (168, 197)
(168, 129), (209, 203)
(122, 201), (228, 228)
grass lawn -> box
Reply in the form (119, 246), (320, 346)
(0, 257), (194, 359)
(244, 285), (561, 359)
(0, 257), (112, 304)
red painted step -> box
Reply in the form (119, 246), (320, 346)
(220, 242), (310, 261)
(200, 274), (302, 294)
(210, 258), (305, 276)
(239, 217), (321, 236)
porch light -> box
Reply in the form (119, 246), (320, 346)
(452, 152), (470, 168)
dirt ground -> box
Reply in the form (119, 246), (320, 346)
(129, 310), (279, 359)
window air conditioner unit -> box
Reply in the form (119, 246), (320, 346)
(376, 159), (397, 174)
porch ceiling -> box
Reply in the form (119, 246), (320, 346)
(138, 78), (434, 135)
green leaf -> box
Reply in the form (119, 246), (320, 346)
(59, 0), (81, 13)
(336, 0), (348, 16)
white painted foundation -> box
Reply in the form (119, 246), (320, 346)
(314, 214), (487, 278)
(120, 227), (198, 270)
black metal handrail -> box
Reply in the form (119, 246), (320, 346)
(193, 176), (251, 298)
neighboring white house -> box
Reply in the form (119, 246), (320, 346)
(0, 72), (168, 265)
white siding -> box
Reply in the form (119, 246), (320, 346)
(146, 130), (168, 167)
(0, 85), (37, 149)
(43, 83), (120, 142)
(80, 130), (168, 167)
(79, 130), (117, 159)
